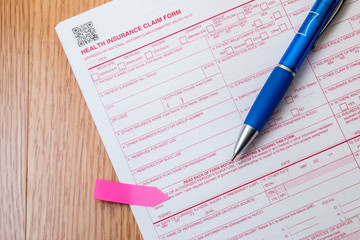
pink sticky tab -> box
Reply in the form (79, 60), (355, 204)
(94, 179), (170, 207)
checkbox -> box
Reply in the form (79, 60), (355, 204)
(255, 19), (263, 27)
(285, 96), (294, 104)
(145, 51), (153, 59)
(207, 25), (215, 33)
(237, 12), (245, 20)
(179, 36), (188, 44)
(274, 11), (282, 19)
(280, 23), (288, 31)
(340, 103), (348, 111)
(245, 38), (253, 46)
(260, 32), (269, 40)
(266, 189), (277, 197)
(260, 3), (269, 10)
(268, 118), (276, 127)
(276, 185), (286, 193)
(118, 62), (126, 70)
(291, 108), (300, 117)
(226, 47), (234, 55)
(91, 74), (99, 81)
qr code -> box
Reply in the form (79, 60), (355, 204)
(72, 21), (99, 47)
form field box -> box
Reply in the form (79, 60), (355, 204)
(285, 96), (294, 104)
(179, 36), (188, 44)
(280, 23), (288, 31)
(260, 32), (269, 40)
(276, 185), (286, 193)
(260, 3), (269, 10)
(268, 118), (276, 127)
(255, 19), (263, 27)
(117, 62), (126, 70)
(91, 73), (99, 81)
(276, 185), (288, 199)
(237, 12), (245, 20)
(291, 108), (300, 117)
(145, 51), (153, 59)
(273, 11), (282, 19)
(245, 38), (253, 46)
(203, 63), (220, 78)
(226, 47), (234, 55)
(207, 25), (215, 33)
(340, 103), (349, 111)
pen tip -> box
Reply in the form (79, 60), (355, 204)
(231, 154), (237, 161)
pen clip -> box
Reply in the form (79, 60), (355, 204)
(314, 0), (347, 46)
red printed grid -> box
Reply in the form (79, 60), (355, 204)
(85, 0), (360, 238)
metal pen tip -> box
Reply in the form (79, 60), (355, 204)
(231, 154), (237, 161)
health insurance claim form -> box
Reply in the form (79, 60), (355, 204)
(56, 0), (360, 239)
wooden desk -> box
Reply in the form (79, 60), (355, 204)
(1, 0), (143, 239)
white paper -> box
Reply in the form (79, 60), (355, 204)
(56, 0), (360, 239)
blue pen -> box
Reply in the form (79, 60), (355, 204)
(232, 0), (347, 161)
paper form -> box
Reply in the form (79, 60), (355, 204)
(56, 0), (360, 238)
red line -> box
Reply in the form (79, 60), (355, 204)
(111, 86), (227, 123)
(290, 223), (319, 236)
(204, 35), (242, 123)
(132, 128), (236, 173)
(158, 145), (237, 190)
(123, 98), (231, 150)
(95, 1), (278, 79)
(114, 72), (221, 126)
(286, 216), (316, 229)
(323, 73), (360, 92)
(258, 112), (332, 150)
(172, 193), (264, 239)
(285, 4), (313, 19)
(340, 229), (360, 240)
(307, 53), (360, 170)
(153, 135), (360, 225)
(88, 0), (255, 70)
(109, 97), (160, 120)
(287, 168), (359, 203)
(137, 143), (233, 185)
(317, 59), (360, 80)
(167, 193), (266, 239)
(284, 155), (355, 190)
(311, 43), (360, 66)
(127, 110), (238, 159)
(343, 205), (360, 214)
(160, 72), (220, 100)
(230, 65), (274, 87)
(313, 19), (360, 51)
(336, 103), (360, 114)
(118, 44), (194, 74)
(103, 51), (209, 107)
(188, 181), (360, 240)
(259, 103), (329, 132)
(209, 18), (278, 50)
(330, 92), (360, 109)
(340, 197), (360, 207)
(302, 215), (360, 240)
(100, 61), (203, 95)
(349, 17), (356, 32)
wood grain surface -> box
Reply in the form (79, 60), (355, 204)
(1, 0), (28, 239)
(1, 0), (143, 239)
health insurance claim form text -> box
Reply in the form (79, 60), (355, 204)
(56, 0), (360, 239)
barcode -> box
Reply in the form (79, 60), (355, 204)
(72, 21), (99, 47)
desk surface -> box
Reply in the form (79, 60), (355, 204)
(0, 0), (143, 239)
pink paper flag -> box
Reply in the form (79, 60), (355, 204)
(94, 179), (170, 207)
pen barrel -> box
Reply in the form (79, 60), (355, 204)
(244, 66), (294, 132)
(280, 0), (339, 72)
